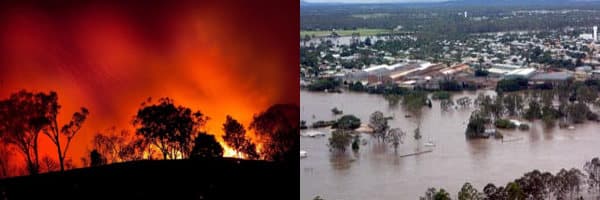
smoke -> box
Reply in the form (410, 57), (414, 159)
(0, 0), (298, 166)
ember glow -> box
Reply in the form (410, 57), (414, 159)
(0, 1), (298, 165)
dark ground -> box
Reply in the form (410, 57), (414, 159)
(0, 158), (298, 200)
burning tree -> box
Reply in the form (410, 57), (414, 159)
(133, 97), (208, 160)
(222, 115), (259, 159)
(249, 104), (299, 162)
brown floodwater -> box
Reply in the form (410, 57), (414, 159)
(300, 90), (600, 200)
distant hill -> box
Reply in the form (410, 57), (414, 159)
(442, 0), (600, 6)
(301, 0), (600, 7)
(0, 158), (297, 200)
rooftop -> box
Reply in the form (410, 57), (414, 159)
(529, 72), (573, 81)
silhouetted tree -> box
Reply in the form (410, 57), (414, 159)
(190, 132), (223, 159)
(133, 97), (208, 160)
(93, 127), (129, 163)
(42, 93), (89, 172)
(0, 90), (55, 174)
(0, 143), (12, 177)
(41, 155), (58, 173)
(249, 104), (299, 161)
(222, 116), (259, 159)
(90, 149), (106, 167)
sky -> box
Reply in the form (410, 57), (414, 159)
(0, 0), (298, 168)
(304, 0), (447, 3)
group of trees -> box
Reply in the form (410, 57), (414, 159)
(0, 90), (299, 177)
(422, 157), (600, 200)
(302, 4), (600, 39)
(0, 90), (89, 175)
(329, 107), (428, 154)
(466, 83), (600, 138)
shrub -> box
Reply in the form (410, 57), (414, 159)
(431, 91), (451, 100)
(518, 124), (530, 130)
(332, 115), (361, 130)
(495, 119), (516, 129)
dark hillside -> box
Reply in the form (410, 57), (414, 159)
(0, 158), (297, 200)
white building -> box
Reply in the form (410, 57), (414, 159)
(594, 26), (598, 41)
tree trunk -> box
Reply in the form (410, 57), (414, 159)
(33, 134), (40, 174)
(58, 149), (64, 171)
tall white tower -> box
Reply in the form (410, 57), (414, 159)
(464, 11), (468, 18)
(594, 26), (598, 41)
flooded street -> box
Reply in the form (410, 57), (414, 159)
(300, 90), (600, 200)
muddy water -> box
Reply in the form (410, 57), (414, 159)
(300, 90), (600, 200)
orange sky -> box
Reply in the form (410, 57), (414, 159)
(0, 0), (299, 167)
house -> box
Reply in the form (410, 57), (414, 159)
(504, 68), (536, 79)
(529, 71), (574, 86)
(591, 70), (600, 80)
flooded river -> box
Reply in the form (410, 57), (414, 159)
(300, 90), (600, 200)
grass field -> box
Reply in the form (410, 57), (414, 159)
(351, 13), (392, 19)
(301, 28), (391, 37)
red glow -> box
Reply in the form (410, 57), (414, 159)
(0, 1), (299, 168)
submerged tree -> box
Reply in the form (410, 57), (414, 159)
(386, 128), (405, 153)
(133, 97), (208, 160)
(328, 129), (353, 153)
(222, 116), (259, 159)
(190, 132), (223, 159)
(369, 111), (388, 142)
(334, 115), (361, 130)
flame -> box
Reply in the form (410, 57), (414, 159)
(0, 1), (298, 167)
(222, 145), (242, 159)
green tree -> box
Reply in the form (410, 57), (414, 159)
(524, 100), (542, 121)
(328, 129), (353, 153)
(584, 157), (600, 194)
(421, 188), (451, 200)
(351, 134), (360, 151)
(458, 182), (483, 200)
(503, 94), (524, 116)
(334, 115), (361, 130)
(466, 111), (487, 138)
(386, 128), (405, 153)
(369, 111), (388, 142)
(505, 182), (525, 200)
(576, 85), (597, 104)
(567, 102), (591, 124)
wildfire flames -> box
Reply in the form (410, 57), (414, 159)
(0, 0), (298, 167)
